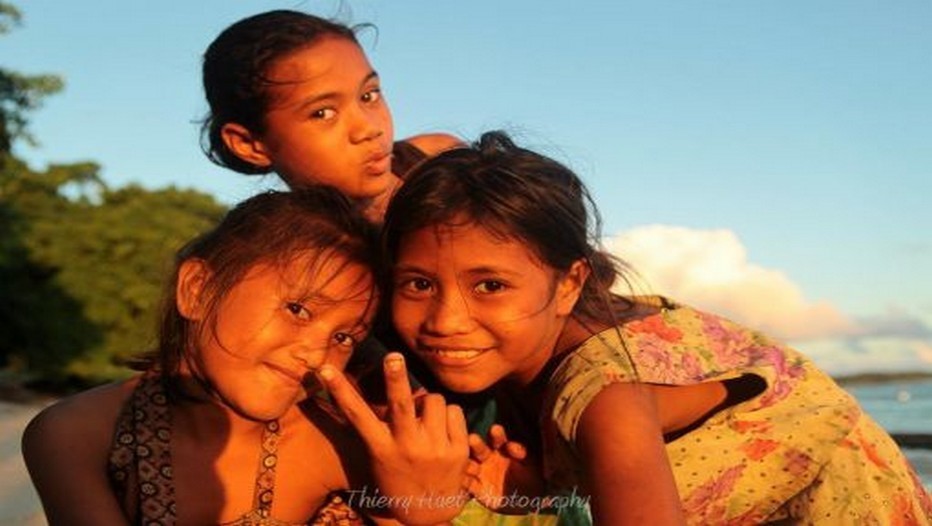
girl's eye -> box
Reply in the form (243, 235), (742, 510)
(399, 277), (433, 294)
(475, 280), (506, 294)
(333, 332), (357, 348)
(285, 302), (311, 320)
(311, 107), (337, 120)
(361, 88), (382, 104)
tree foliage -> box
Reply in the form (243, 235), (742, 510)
(0, 3), (227, 389)
(0, 2), (64, 154)
(1, 141), (226, 388)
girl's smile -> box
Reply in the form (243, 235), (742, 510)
(181, 251), (376, 421)
(392, 220), (583, 392)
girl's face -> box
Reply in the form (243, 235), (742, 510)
(256, 36), (395, 199)
(391, 221), (582, 393)
(182, 252), (376, 421)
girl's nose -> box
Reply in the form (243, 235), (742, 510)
(423, 290), (474, 335)
(349, 105), (385, 144)
(292, 336), (330, 371)
(322, 343), (354, 372)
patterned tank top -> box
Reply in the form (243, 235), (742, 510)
(106, 373), (366, 525)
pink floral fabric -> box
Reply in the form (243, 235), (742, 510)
(542, 297), (931, 525)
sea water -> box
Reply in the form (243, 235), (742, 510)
(844, 378), (932, 489)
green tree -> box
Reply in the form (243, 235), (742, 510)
(0, 2), (64, 155)
(1, 140), (226, 388)
(0, 2), (227, 388)
(0, 158), (105, 381)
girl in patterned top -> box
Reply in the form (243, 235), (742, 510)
(377, 130), (932, 524)
(23, 188), (469, 525)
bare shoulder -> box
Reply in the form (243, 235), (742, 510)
(402, 132), (464, 156)
(22, 377), (139, 462)
(22, 377), (142, 524)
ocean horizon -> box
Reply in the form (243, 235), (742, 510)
(842, 376), (932, 489)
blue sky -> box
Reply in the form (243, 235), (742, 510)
(7, 1), (932, 375)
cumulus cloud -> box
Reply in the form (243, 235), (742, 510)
(604, 225), (857, 340)
(601, 225), (932, 375)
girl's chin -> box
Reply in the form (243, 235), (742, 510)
(232, 393), (302, 422)
(431, 371), (497, 394)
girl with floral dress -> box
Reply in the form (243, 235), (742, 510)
(371, 130), (932, 524)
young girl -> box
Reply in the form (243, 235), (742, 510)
(22, 188), (469, 525)
(377, 131), (932, 524)
(200, 9), (462, 223)
(199, 12), (535, 524)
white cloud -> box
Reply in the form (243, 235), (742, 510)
(604, 225), (857, 340)
(602, 224), (932, 376)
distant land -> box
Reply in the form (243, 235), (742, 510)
(833, 371), (932, 386)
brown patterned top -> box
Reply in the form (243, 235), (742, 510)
(107, 373), (367, 525)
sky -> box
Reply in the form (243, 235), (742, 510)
(6, 0), (931, 376)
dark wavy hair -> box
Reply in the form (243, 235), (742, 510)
(383, 130), (636, 325)
(200, 10), (363, 174)
(151, 187), (381, 397)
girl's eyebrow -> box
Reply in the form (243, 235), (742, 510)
(462, 267), (524, 281)
(295, 71), (380, 111)
(394, 263), (433, 277)
(395, 263), (522, 279)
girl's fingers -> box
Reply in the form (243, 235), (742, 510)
(489, 424), (508, 450)
(463, 474), (487, 501)
(317, 365), (388, 448)
(468, 433), (493, 462)
(465, 460), (481, 478)
(418, 393), (448, 438)
(505, 440), (527, 460)
(446, 403), (468, 449)
(383, 353), (417, 436)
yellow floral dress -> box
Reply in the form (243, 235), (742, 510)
(542, 297), (931, 525)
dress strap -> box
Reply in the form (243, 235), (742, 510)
(107, 373), (177, 524)
(252, 420), (282, 520)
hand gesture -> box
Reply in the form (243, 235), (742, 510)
(464, 424), (546, 514)
(318, 353), (469, 525)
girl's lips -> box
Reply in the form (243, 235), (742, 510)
(266, 362), (304, 384)
(364, 151), (392, 175)
(416, 348), (488, 367)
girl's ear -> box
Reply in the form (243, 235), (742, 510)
(555, 258), (590, 316)
(220, 122), (272, 168)
(177, 259), (211, 320)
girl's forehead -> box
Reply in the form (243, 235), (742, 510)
(267, 36), (369, 82)
(419, 220), (516, 249)
(401, 221), (548, 269)
(245, 251), (371, 287)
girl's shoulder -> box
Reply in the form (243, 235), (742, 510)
(393, 133), (465, 180)
(23, 376), (141, 454)
(401, 133), (464, 156)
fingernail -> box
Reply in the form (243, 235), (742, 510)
(385, 356), (404, 373)
(318, 365), (335, 381)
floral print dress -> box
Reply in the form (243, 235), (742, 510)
(542, 297), (931, 525)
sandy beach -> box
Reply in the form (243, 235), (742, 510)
(0, 400), (49, 525)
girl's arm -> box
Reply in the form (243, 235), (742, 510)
(576, 382), (686, 525)
(22, 385), (131, 525)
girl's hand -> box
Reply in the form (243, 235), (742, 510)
(318, 353), (469, 525)
(465, 424), (547, 513)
